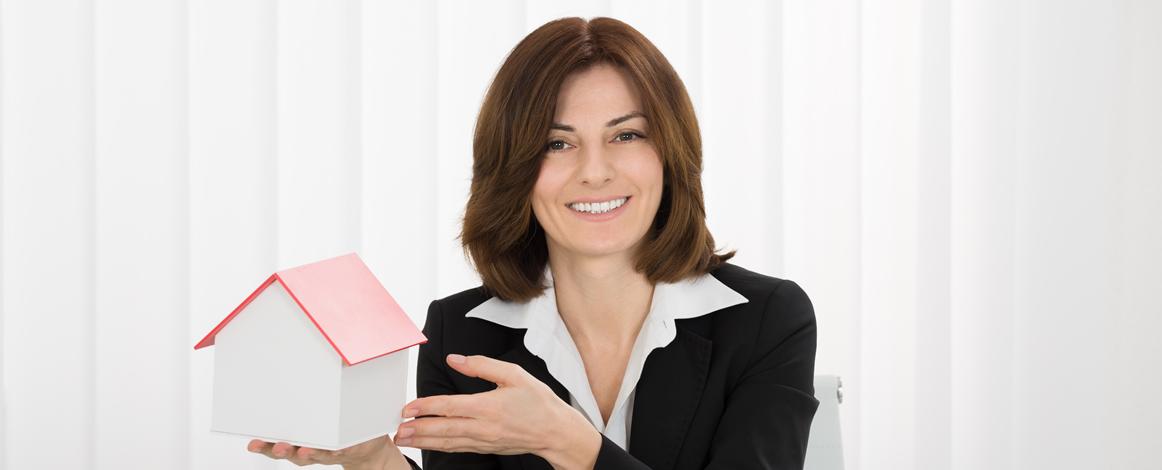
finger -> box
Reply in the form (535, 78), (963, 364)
(286, 448), (315, 467)
(403, 394), (486, 419)
(270, 442), (319, 467)
(396, 435), (489, 453)
(297, 446), (344, 465)
(248, 439), (281, 461)
(270, 442), (298, 459)
(445, 354), (525, 387)
(291, 446), (332, 466)
(247, 439), (272, 454)
(399, 416), (485, 441)
(251, 440), (281, 460)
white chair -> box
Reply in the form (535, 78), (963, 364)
(804, 375), (845, 470)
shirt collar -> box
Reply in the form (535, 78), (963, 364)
(465, 265), (749, 332)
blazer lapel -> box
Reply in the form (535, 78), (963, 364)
(497, 338), (570, 402)
(496, 336), (570, 470)
(629, 326), (713, 470)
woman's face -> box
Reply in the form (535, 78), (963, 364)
(531, 63), (664, 262)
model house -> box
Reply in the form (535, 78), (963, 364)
(194, 252), (426, 450)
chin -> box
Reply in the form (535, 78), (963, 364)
(568, 239), (639, 258)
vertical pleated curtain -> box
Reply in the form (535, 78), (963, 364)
(1, 1), (1159, 469)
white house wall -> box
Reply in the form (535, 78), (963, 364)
(212, 281), (342, 449)
(339, 349), (409, 448)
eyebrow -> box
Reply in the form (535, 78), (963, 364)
(550, 111), (647, 132)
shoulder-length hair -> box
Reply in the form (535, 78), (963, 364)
(458, 16), (735, 303)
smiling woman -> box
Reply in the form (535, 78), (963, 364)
(247, 15), (818, 470)
(459, 16), (732, 304)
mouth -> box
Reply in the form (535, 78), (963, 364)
(565, 196), (631, 220)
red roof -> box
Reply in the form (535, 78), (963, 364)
(193, 252), (427, 366)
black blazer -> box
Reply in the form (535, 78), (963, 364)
(404, 262), (819, 470)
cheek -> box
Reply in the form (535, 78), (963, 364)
(623, 152), (664, 192)
(531, 162), (567, 213)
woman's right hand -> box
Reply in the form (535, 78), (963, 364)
(247, 433), (406, 469)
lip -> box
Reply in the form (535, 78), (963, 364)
(566, 195), (631, 205)
(566, 196), (631, 222)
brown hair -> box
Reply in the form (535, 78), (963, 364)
(458, 16), (735, 302)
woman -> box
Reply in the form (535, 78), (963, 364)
(248, 16), (818, 470)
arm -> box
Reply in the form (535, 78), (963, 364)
(701, 279), (819, 468)
(586, 279), (821, 469)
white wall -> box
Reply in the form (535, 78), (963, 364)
(1, 0), (1159, 469)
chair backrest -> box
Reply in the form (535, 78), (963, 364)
(803, 375), (845, 470)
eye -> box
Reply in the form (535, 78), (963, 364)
(546, 139), (572, 153)
(615, 131), (645, 142)
(545, 132), (646, 154)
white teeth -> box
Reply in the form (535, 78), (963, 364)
(569, 197), (627, 214)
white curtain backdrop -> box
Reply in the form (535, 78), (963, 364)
(2, 1), (1159, 469)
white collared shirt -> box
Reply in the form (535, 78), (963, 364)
(464, 266), (749, 450)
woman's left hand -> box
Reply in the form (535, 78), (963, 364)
(394, 353), (600, 469)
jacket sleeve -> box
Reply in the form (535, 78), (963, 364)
(591, 279), (821, 469)
(401, 298), (502, 470)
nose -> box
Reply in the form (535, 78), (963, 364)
(577, 144), (614, 186)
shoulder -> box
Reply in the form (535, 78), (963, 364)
(430, 285), (493, 317)
(423, 285), (517, 356)
(692, 262), (816, 360)
(706, 262), (814, 323)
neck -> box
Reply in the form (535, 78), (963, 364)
(547, 251), (655, 352)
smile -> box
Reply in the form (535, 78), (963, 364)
(567, 196), (629, 214)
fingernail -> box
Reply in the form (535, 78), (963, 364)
(396, 438), (412, 446)
(402, 407), (418, 418)
(448, 353), (466, 364)
(397, 427), (415, 438)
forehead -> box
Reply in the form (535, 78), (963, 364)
(554, 64), (643, 121)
